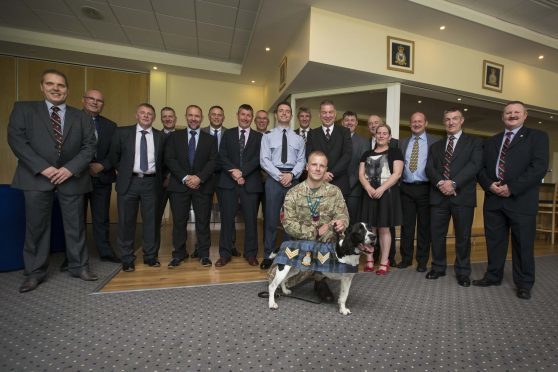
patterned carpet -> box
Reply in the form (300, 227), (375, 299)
(1, 252), (557, 371)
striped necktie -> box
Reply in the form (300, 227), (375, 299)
(497, 132), (512, 181)
(443, 135), (455, 180)
(51, 106), (63, 155)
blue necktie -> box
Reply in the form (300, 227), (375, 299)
(140, 130), (148, 172)
(188, 130), (196, 167)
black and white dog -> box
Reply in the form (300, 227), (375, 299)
(268, 222), (376, 315)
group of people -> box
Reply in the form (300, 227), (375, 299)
(8, 69), (549, 302)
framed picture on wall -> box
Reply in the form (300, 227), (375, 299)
(387, 36), (414, 74)
(482, 60), (504, 92)
(279, 56), (287, 91)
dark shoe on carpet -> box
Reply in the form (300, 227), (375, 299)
(100, 255), (121, 263)
(260, 258), (273, 270)
(167, 258), (184, 268)
(314, 280), (334, 303)
(397, 261), (411, 269)
(71, 270), (99, 281)
(144, 259), (161, 267)
(456, 275), (471, 287)
(472, 277), (502, 287)
(59, 259), (68, 272)
(19, 277), (43, 293)
(517, 288), (531, 300)
(416, 264), (427, 273)
(389, 259), (398, 267)
(231, 248), (241, 257)
(215, 257), (230, 267)
(122, 263), (135, 272)
(426, 270), (446, 279)
(191, 250), (199, 258)
(246, 257), (259, 266)
(200, 257), (212, 267)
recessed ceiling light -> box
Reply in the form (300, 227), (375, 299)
(153, 66), (158, 70)
(265, 47), (271, 52)
(550, 115), (554, 119)
(538, 121), (542, 124)
(81, 6), (104, 20)
(417, 100), (422, 104)
(457, 98), (462, 101)
(464, 108), (469, 112)
(538, 55), (544, 60)
(440, 25), (446, 30)
(251, 80), (255, 83)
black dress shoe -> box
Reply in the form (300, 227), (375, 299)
(397, 261), (411, 269)
(122, 263), (135, 272)
(472, 277), (502, 287)
(100, 255), (121, 263)
(260, 258), (273, 270)
(231, 248), (241, 257)
(144, 258), (161, 267)
(314, 280), (334, 303)
(416, 265), (427, 273)
(517, 288), (531, 300)
(456, 275), (471, 287)
(167, 258), (184, 268)
(426, 270), (446, 279)
(60, 259), (68, 272)
(72, 270), (99, 281)
(19, 277), (43, 293)
(389, 259), (398, 267)
(215, 257), (231, 267)
(191, 250), (199, 258)
(200, 257), (212, 267)
(246, 257), (259, 266)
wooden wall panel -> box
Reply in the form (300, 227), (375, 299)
(17, 59), (85, 107)
(0, 56), (17, 184)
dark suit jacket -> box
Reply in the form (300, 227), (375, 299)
(91, 115), (117, 185)
(8, 101), (96, 194)
(165, 129), (217, 195)
(218, 127), (263, 193)
(426, 133), (482, 207)
(349, 133), (369, 197)
(306, 125), (352, 195)
(478, 126), (549, 216)
(110, 125), (164, 194)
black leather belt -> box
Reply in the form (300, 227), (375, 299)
(277, 167), (293, 172)
(403, 181), (429, 185)
(133, 173), (156, 178)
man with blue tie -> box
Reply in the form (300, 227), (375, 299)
(259, 102), (306, 270)
(166, 105), (217, 268)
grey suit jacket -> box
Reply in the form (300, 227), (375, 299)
(8, 101), (96, 194)
(349, 133), (369, 197)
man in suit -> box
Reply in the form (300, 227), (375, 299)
(166, 105), (217, 268)
(110, 103), (164, 272)
(425, 108), (482, 287)
(306, 100), (352, 197)
(82, 89), (119, 263)
(254, 110), (270, 134)
(340, 110), (369, 226)
(295, 107), (312, 142)
(259, 102), (306, 270)
(367, 114), (399, 266)
(473, 101), (549, 300)
(8, 69), (98, 293)
(398, 112), (441, 272)
(154, 106), (176, 256)
(216, 104), (263, 267)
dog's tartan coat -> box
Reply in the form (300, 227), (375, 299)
(272, 240), (358, 273)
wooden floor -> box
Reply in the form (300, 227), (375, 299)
(100, 222), (558, 292)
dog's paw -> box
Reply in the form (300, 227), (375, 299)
(339, 307), (351, 315)
(282, 288), (292, 295)
(269, 302), (279, 310)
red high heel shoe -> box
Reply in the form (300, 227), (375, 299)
(363, 260), (375, 272)
(376, 262), (390, 275)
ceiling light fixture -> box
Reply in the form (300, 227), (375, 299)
(538, 121), (542, 124)
(251, 80), (255, 83)
(265, 47), (271, 52)
(153, 66), (158, 70)
(81, 6), (104, 20)
(440, 25), (446, 30)
(551, 115), (554, 119)
(464, 108), (468, 112)
(417, 100), (422, 104)
(538, 55), (544, 60)
(457, 98), (462, 101)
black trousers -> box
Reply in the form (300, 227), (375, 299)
(399, 183), (431, 266)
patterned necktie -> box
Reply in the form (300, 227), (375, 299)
(188, 130), (196, 167)
(409, 136), (419, 173)
(51, 106), (63, 155)
(498, 132), (512, 181)
(239, 129), (246, 166)
(443, 135), (455, 180)
(281, 129), (288, 163)
(140, 130), (148, 172)
(301, 129), (307, 142)
(325, 127), (331, 141)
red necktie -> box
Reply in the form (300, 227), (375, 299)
(497, 132), (512, 181)
(51, 106), (63, 155)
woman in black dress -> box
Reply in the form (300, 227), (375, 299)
(359, 123), (403, 275)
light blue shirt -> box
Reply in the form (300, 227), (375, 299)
(260, 126), (306, 181)
(403, 132), (428, 182)
(45, 100), (67, 131)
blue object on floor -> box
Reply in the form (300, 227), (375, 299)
(0, 185), (26, 272)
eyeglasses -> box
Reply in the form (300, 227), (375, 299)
(84, 96), (104, 104)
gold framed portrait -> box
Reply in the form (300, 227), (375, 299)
(387, 36), (414, 74)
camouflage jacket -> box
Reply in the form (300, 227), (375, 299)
(282, 181), (349, 242)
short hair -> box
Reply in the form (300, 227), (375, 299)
(410, 111), (426, 121)
(307, 150), (328, 165)
(368, 115), (385, 125)
(297, 107), (311, 117)
(238, 103), (254, 114)
(275, 101), (292, 112)
(504, 100), (526, 110)
(137, 102), (155, 113)
(376, 123), (392, 135)
(443, 107), (464, 117)
(342, 110), (358, 120)
(319, 99), (335, 109)
(209, 105), (224, 113)
(160, 106), (175, 115)
(186, 104), (202, 114)
(256, 109), (269, 116)
(41, 69), (68, 87)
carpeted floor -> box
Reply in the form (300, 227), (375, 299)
(1, 253), (557, 371)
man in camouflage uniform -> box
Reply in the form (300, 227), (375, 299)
(273, 150), (349, 301)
